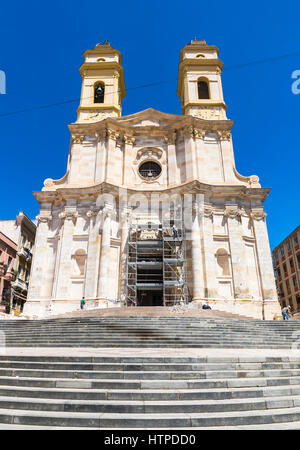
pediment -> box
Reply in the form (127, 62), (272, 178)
(113, 108), (186, 128)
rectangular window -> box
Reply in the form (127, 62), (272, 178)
(286, 280), (291, 291)
(297, 254), (300, 264)
(7, 257), (12, 271)
(297, 296), (300, 305)
(281, 248), (285, 256)
(294, 236), (299, 245)
(275, 252), (279, 261)
(293, 276), (297, 287)
(277, 268), (281, 277)
(287, 241), (291, 251)
(290, 259), (295, 269)
(283, 263), (287, 273)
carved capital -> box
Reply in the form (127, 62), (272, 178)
(224, 207), (242, 219)
(124, 134), (136, 145)
(95, 130), (107, 142)
(164, 132), (177, 145)
(107, 129), (120, 141)
(71, 134), (85, 144)
(217, 130), (231, 141)
(250, 210), (267, 221)
(36, 214), (52, 224)
(204, 205), (214, 218)
(59, 211), (78, 222)
(182, 125), (194, 139)
(194, 128), (206, 140)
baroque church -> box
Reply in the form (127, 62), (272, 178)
(26, 40), (280, 319)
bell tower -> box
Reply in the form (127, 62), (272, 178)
(177, 40), (227, 120)
(76, 42), (126, 123)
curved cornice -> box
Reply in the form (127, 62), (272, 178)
(34, 180), (270, 204)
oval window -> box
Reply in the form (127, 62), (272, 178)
(139, 161), (162, 180)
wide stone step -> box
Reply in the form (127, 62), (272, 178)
(0, 394), (298, 414)
(2, 406), (300, 428)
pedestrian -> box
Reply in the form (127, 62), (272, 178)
(282, 305), (290, 321)
(80, 297), (86, 310)
(202, 302), (212, 310)
(172, 224), (178, 239)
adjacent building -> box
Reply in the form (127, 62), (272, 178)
(26, 40), (280, 319)
(0, 232), (17, 313)
(272, 226), (300, 312)
(0, 212), (36, 313)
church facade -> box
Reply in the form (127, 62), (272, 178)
(26, 40), (280, 319)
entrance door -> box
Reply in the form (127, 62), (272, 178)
(137, 290), (163, 306)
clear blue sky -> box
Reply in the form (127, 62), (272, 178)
(1, 0), (299, 250)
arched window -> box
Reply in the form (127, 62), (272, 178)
(94, 82), (105, 103)
(198, 80), (209, 99)
(216, 249), (230, 276)
(72, 249), (87, 276)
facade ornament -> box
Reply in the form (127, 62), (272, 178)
(203, 205), (214, 218)
(71, 134), (85, 144)
(224, 206), (242, 219)
(194, 128), (206, 140)
(136, 147), (163, 161)
(36, 214), (52, 224)
(250, 210), (267, 221)
(59, 211), (78, 222)
(182, 125), (194, 139)
(95, 130), (107, 142)
(86, 210), (97, 219)
(107, 129), (120, 141)
(248, 175), (260, 188)
(124, 135), (136, 145)
(164, 132), (177, 145)
(217, 130), (231, 141)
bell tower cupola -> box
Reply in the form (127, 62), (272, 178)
(177, 40), (227, 120)
(76, 42), (126, 123)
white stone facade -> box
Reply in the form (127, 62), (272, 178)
(26, 41), (280, 319)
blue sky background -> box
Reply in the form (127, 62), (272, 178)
(0, 0), (299, 250)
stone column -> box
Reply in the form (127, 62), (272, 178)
(97, 205), (113, 301)
(164, 132), (178, 186)
(119, 207), (132, 304)
(217, 130), (234, 183)
(27, 214), (52, 301)
(95, 130), (107, 182)
(69, 135), (84, 184)
(251, 209), (280, 319)
(84, 210), (99, 299)
(191, 201), (204, 301)
(55, 210), (78, 299)
(106, 129), (120, 184)
(182, 126), (197, 181)
(41, 237), (58, 300)
(225, 206), (249, 298)
(194, 128), (206, 181)
(202, 205), (218, 298)
(123, 135), (135, 186)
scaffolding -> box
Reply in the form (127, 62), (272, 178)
(126, 218), (188, 307)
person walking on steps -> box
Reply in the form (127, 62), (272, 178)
(80, 297), (86, 310)
(282, 305), (291, 321)
(172, 224), (178, 239)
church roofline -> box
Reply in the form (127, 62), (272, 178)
(69, 108), (234, 134)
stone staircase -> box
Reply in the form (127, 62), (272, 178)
(1, 355), (300, 429)
(0, 316), (299, 429)
(0, 316), (298, 348)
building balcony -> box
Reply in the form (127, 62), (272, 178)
(18, 247), (32, 262)
(12, 278), (28, 293)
